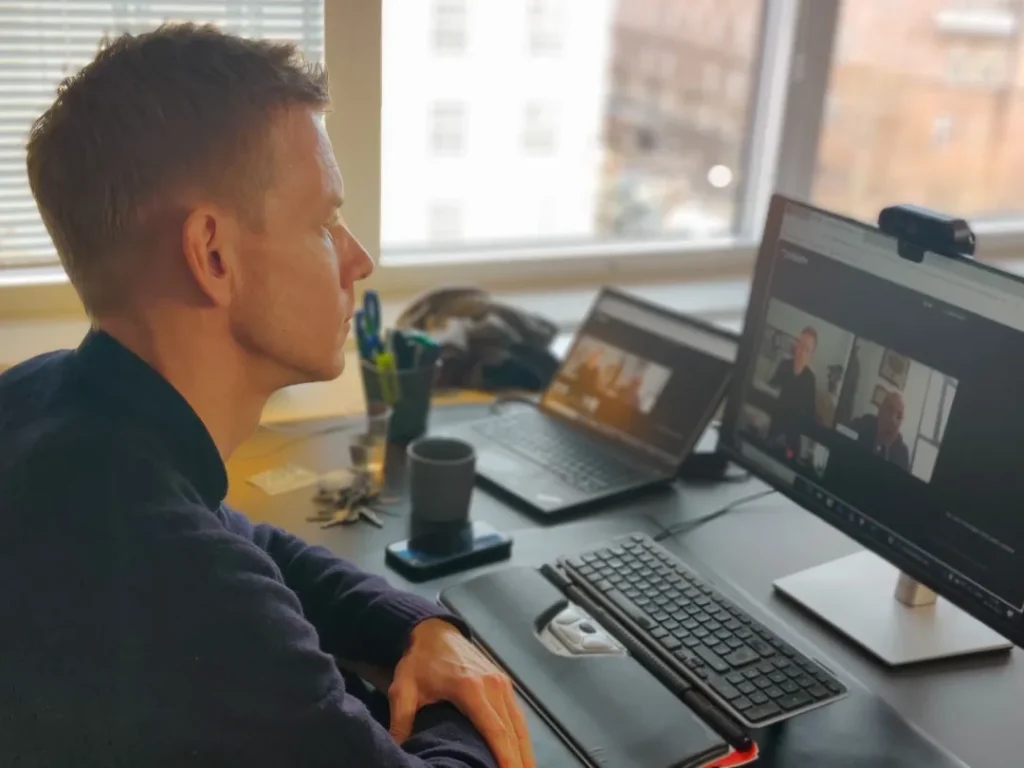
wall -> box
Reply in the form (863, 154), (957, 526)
(847, 338), (931, 461)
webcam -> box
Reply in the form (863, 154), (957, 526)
(878, 204), (976, 263)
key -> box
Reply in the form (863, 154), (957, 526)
(607, 590), (655, 629)
(745, 702), (782, 723)
(776, 691), (813, 711)
(694, 645), (730, 674)
(707, 675), (741, 701)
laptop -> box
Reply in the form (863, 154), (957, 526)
(439, 287), (738, 516)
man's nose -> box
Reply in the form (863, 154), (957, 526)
(338, 226), (375, 283)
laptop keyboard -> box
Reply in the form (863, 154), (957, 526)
(560, 533), (847, 728)
(473, 410), (644, 494)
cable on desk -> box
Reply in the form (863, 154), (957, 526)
(654, 488), (777, 542)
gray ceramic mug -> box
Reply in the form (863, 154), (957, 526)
(407, 436), (476, 552)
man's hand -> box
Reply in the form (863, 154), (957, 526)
(389, 618), (535, 768)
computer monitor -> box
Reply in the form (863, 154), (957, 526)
(718, 194), (1023, 666)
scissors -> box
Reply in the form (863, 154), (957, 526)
(356, 290), (383, 360)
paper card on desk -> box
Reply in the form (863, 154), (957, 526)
(247, 464), (320, 496)
(702, 742), (759, 768)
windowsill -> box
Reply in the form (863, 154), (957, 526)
(0, 276), (751, 423)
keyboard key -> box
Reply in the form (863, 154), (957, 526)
(596, 580), (614, 592)
(776, 691), (813, 711)
(768, 672), (787, 685)
(772, 657), (792, 670)
(708, 675), (742, 701)
(737, 681), (757, 696)
(607, 590), (654, 629)
(659, 636), (682, 651)
(742, 668), (761, 681)
(736, 627), (754, 640)
(794, 675), (815, 689)
(724, 647), (760, 667)
(749, 691), (768, 705)
(733, 696), (754, 712)
(682, 635), (701, 649)
(651, 628), (669, 640)
(693, 627), (710, 639)
(780, 680), (799, 694)
(694, 645), (730, 674)
(764, 686), (785, 700)
(806, 684), (830, 701)
(825, 680), (846, 694)
(704, 621), (722, 633)
(711, 643), (732, 657)
(725, 672), (745, 685)
(581, 553), (599, 563)
(663, 619), (680, 631)
(725, 637), (745, 650)
(746, 702), (782, 723)
(756, 661), (776, 676)
(681, 618), (699, 630)
(749, 638), (775, 657)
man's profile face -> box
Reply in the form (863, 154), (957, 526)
(878, 394), (904, 444)
(792, 331), (816, 372)
(230, 108), (374, 385)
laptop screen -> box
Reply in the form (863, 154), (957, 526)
(542, 289), (737, 464)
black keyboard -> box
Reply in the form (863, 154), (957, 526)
(473, 410), (644, 494)
(560, 533), (847, 728)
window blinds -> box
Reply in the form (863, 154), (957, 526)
(0, 1), (324, 268)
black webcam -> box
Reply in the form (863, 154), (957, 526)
(878, 204), (976, 263)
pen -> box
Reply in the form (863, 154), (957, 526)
(539, 563), (753, 753)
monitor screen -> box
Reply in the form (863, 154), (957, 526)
(543, 288), (736, 464)
(719, 195), (1024, 645)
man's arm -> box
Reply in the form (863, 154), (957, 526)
(135, 518), (495, 768)
(219, 506), (468, 668)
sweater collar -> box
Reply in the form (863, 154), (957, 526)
(74, 330), (227, 509)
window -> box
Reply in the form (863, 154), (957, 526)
(427, 202), (464, 242)
(521, 102), (559, 155)
(433, 0), (467, 53)
(527, 0), (564, 56)
(813, 0), (1024, 223)
(382, 0), (763, 252)
(429, 102), (467, 156)
(0, 2), (323, 269)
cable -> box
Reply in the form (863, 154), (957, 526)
(654, 488), (777, 542)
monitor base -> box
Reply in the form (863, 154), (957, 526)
(773, 551), (1012, 667)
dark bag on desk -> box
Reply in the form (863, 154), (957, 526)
(395, 287), (560, 392)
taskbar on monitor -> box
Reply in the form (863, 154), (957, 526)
(737, 439), (1023, 625)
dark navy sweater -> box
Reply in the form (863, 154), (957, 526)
(0, 331), (496, 767)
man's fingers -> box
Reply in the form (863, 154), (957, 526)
(503, 687), (536, 768)
(466, 679), (522, 768)
(388, 681), (419, 745)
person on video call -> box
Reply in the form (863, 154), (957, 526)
(767, 326), (819, 455)
(0, 25), (532, 768)
(569, 346), (603, 405)
(851, 391), (911, 471)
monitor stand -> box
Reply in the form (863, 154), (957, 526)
(773, 551), (1012, 667)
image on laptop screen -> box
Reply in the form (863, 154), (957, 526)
(543, 290), (736, 463)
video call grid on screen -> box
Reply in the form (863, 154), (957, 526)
(721, 199), (1024, 633)
(544, 291), (734, 464)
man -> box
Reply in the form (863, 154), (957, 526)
(767, 326), (819, 456)
(851, 392), (911, 471)
(2, 25), (533, 767)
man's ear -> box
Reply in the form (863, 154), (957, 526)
(181, 206), (237, 307)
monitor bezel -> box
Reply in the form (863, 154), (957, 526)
(717, 193), (1024, 648)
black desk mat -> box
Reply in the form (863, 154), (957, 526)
(443, 566), (969, 768)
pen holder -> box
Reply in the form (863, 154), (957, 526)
(360, 358), (438, 444)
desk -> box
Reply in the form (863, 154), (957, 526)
(228, 402), (1020, 768)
